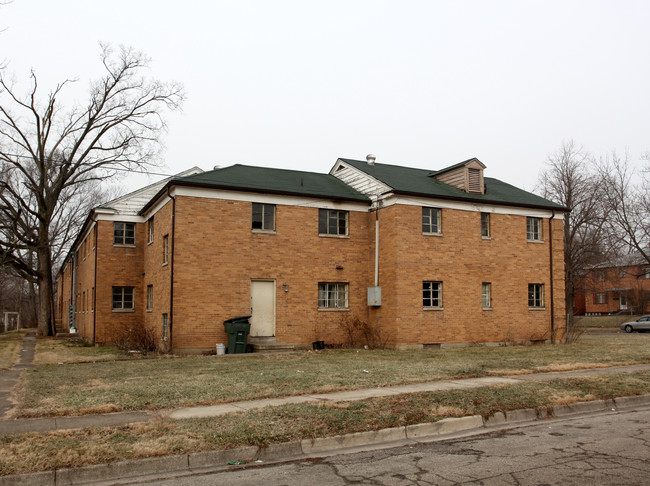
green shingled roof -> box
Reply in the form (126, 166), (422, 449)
(338, 158), (566, 211)
(175, 164), (370, 202)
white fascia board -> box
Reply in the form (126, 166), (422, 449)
(141, 193), (173, 219)
(173, 186), (370, 212)
(381, 193), (563, 219)
(94, 213), (146, 223)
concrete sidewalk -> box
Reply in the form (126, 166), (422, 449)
(0, 331), (649, 436)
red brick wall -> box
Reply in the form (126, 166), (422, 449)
(73, 226), (97, 339)
(94, 220), (144, 344)
(371, 205), (565, 345)
(583, 265), (650, 315)
(170, 196), (371, 353)
(143, 200), (173, 350)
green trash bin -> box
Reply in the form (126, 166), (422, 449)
(223, 315), (251, 354)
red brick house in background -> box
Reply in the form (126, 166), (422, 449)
(576, 255), (650, 315)
(56, 156), (567, 354)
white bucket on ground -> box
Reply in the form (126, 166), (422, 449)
(216, 343), (226, 355)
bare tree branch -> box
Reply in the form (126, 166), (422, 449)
(0, 44), (184, 336)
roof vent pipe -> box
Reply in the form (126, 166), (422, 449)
(366, 154), (376, 166)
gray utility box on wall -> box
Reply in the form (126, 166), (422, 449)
(367, 286), (382, 306)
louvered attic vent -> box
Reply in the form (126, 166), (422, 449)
(433, 158), (486, 194)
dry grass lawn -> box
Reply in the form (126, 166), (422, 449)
(1, 370), (649, 476)
(14, 333), (650, 418)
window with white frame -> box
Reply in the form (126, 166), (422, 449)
(482, 282), (492, 308)
(422, 207), (441, 234)
(252, 203), (275, 231)
(423, 281), (442, 308)
(481, 212), (490, 238)
(146, 285), (153, 311)
(619, 268), (627, 278)
(318, 282), (349, 309)
(112, 286), (134, 311)
(594, 292), (606, 304)
(114, 222), (135, 246)
(163, 235), (169, 265)
(148, 217), (154, 244)
(643, 267), (650, 279)
(162, 313), (168, 341)
(526, 217), (542, 241)
(318, 209), (348, 236)
(528, 283), (544, 308)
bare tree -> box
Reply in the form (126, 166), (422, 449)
(0, 44), (183, 336)
(598, 151), (650, 266)
(537, 140), (607, 326)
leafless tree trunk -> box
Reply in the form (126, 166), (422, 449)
(0, 44), (183, 336)
(537, 140), (607, 330)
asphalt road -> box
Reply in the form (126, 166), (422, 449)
(139, 407), (650, 486)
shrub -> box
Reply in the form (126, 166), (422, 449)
(113, 322), (157, 355)
(337, 314), (392, 349)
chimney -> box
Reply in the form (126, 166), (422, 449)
(366, 154), (376, 166)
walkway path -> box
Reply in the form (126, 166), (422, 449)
(0, 331), (35, 418)
(1, 332), (649, 437)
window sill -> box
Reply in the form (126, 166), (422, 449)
(423, 232), (443, 237)
(162, 262), (169, 267)
(318, 234), (350, 239)
(318, 308), (350, 312)
(147, 241), (154, 246)
(146, 309), (152, 313)
(112, 308), (135, 313)
(482, 307), (493, 311)
(528, 307), (546, 311)
(423, 307), (444, 311)
(481, 236), (491, 240)
(113, 244), (136, 248)
(252, 229), (276, 235)
(527, 239), (544, 244)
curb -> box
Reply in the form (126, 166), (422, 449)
(2, 394), (650, 486)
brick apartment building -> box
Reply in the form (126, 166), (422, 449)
(56, 156), (567, 354)
(575, 256), (650, 315)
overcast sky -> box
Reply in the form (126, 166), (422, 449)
(2, 0), (649, 193)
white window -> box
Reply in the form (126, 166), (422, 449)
(162, 313), (169, 341)
(252, 203), (275, 231)
(526, 217), (542, 241)
(422, 207), (441, 234)
(423, 281), (442, 308)
(148, 216), (153, 243)
(319, 209), (348, 236)
(594, 293), (606, 304)
(482, 282), (491, 308)
(481, 212), (490, 238)
(619, 268), (627, 278)
(643, 267), (650, 279)
(114, 222), (135, 246)
(528, 283), (544, 308)
(112, 286), (134, 311)
(318, 282), (349, 309)
(163, 235), (169, 265)
(147, 285), (153, 311)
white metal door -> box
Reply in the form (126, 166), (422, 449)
(250, 280), (275, 337)
(620, 294), (628, 311)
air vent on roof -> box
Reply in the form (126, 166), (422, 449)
(468, 168), (481, 193)
(366, 154), (376, 166)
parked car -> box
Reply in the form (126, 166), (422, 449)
(621, 316), (650, 333)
